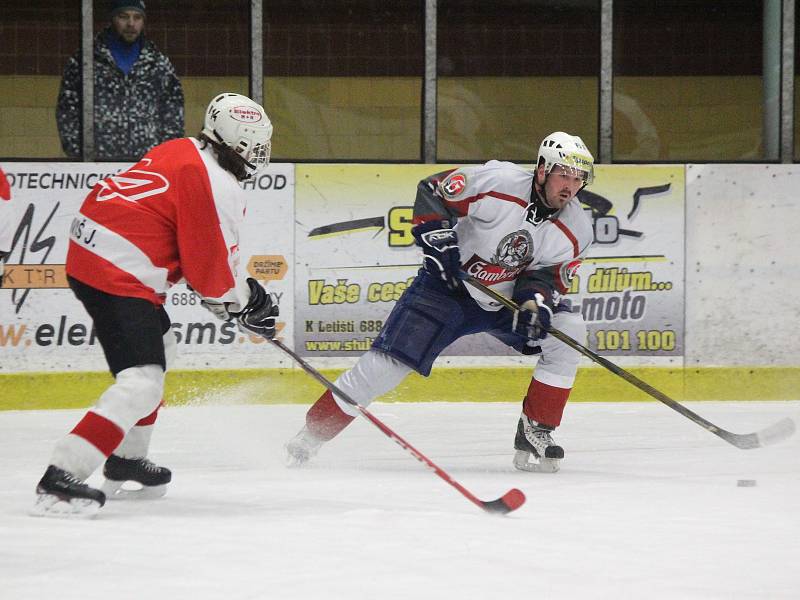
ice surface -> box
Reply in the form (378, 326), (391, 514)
(1, 401), (798, 599)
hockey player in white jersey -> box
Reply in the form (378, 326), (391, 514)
(287, 131), (595, 472)
(31, 93), (279, 518)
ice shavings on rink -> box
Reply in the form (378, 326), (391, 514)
(1, 401), (798, 600)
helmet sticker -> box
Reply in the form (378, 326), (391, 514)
(441, 172), (467, 198)
(231, 106), (263, 123)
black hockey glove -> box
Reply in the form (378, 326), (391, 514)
(512, 293), (553, 341)
(412, 219), (462, 293)
(234, 277), (279, 340)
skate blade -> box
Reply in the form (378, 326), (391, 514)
(101, 480), (167, 501)
(513, 450), (561, 473)
(29, 493), (101, 519)
(284, 441), (317, 468)
(284, 448), (311, 468)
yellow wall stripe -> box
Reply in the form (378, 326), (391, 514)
(1, 367), (797, 411)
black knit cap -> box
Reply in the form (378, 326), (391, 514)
(110, 0), (146, 17)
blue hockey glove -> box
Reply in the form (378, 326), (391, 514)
(412, 220), (462, 292)
(512, 293), (553, 341)
(234, 278), (279, 340)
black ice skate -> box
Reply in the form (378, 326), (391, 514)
(285, 426), (324, 467)
(513, 414), (564, 473)
(101, 455), (172, 500)
(31, 465), (106, 519)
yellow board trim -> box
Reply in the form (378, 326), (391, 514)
(582, 256), (668, 263)
(1, 367), (798, 411)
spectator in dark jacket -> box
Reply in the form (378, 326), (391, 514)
(56, 0), (184, 161)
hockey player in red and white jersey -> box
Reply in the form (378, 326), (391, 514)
(286, 132), (595, 473)
(31, 93), (279, 518)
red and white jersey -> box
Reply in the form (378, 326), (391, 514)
(66, 138), (249, 308)
(417, 160), (594, 310)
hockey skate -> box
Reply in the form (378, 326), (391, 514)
(285, 426), (324, 467)
(101, 455), (172, 500)
(30, 465), (106, 519)
(513, 415), (564, 473)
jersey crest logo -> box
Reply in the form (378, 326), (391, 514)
(441, 172), (467, 198)
(95, 159), (170, 203)
(493, 230), (533, 269)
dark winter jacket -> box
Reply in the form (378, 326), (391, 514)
(56, 28), (184, 160)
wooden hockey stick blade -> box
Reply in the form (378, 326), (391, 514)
(268, 338), (526, 515)
(462, 274), (796, 450)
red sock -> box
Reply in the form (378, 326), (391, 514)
(70, 411), (125, 456)
(135, 401), (162, 426)
(306, 390), (355, 441)
(523, 379), (571, 428)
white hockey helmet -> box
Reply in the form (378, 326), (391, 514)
(202, 93), (273, 175)
(537, 131), (594, 185)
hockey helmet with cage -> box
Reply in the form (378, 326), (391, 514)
(201, 93), (273, 177)
(537, 131), (594, 186)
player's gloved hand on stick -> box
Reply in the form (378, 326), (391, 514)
(234, 277), (279, 340)
(200, 295), (234, 320)
(412, 219), (462, 293)
(200, 279), (279, 339)
(512, 293), (553, 341)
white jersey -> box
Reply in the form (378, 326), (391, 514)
(417, 160), (593, 310)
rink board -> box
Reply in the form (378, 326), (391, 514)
(1, 163), (799, 409)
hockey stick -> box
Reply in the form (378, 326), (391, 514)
(463, 275), (796, 450)
(268, 338), (525, 515)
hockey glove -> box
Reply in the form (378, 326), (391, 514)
(234, 277), (279, 340)
(412, 219), (462, 293)
(512, 293), (553, 341)
(200, 296), (235, 320)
